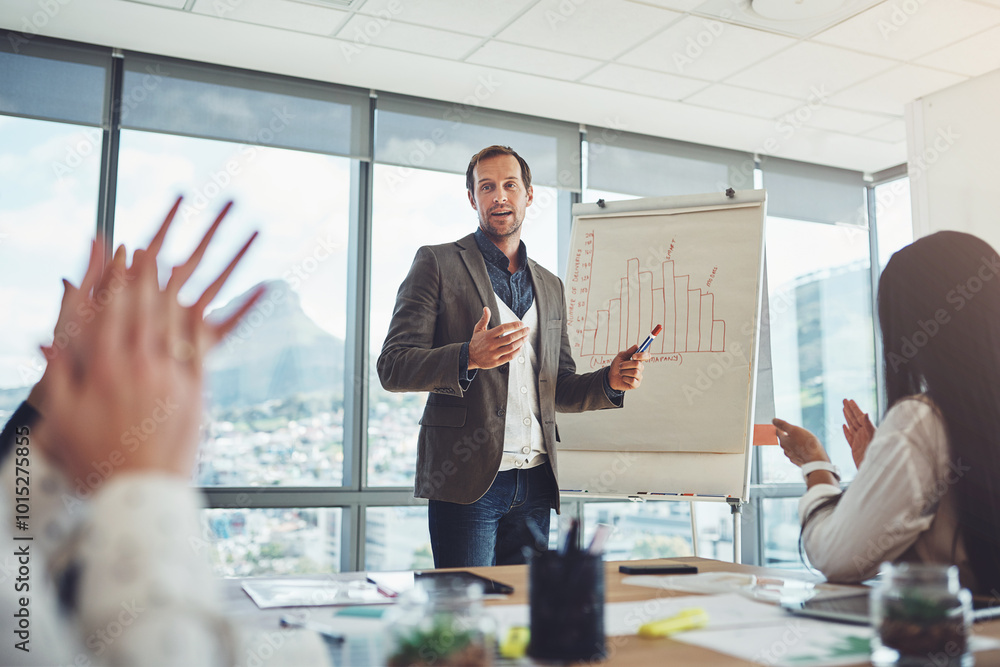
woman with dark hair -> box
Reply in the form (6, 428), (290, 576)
(773, 231), (1000, 595)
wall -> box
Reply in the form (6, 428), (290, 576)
(906, 68), (1000, 249)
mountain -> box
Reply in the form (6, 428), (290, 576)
(206, 280), (345, 408)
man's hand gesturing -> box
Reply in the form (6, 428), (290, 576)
(468, 307), (530, 370)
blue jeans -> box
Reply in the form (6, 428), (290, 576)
(427, 463), (556, 568)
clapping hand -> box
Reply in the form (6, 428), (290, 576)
(37, 197), (263, 481)
(842, 398), (875, 469)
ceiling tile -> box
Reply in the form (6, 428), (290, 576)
(335, 16), (481, 60)
(618, 17), (796, 81)
(863, 120), (907, 143)
(356, 0), (534, 37)
(466, 42), (602, 81)
(683, 84), (799, 117)
(916, 25), (1000, 76)
(814, 0), (1000, 61)
(190, 0), (347, 35)
(830, 64), (966, 115)
(497, 0), (682, 60)
(627, 0), (706, 11)
(123, 0), (186, 9)
(692, 0), (885, 38)
(782, 104), (891, 134)
(727, 41), (896, 98)
(582, 63), (710, 100)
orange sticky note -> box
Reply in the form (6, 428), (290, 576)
(753, 424), (778, 446)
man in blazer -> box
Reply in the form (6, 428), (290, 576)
(378, 146), (648, 567)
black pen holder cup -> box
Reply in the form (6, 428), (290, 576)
(528, 550), (606, 662)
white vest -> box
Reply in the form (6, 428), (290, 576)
(494, 294), (547, 470)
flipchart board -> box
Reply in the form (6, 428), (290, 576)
(556, 190), (766, 504)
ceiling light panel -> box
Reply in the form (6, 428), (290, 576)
(190, 0), (347, 35)
(466, 42), (603, 81)
(335, 16), (481, 59)
(692, 0), (884, 37)
(727, 41), (896, 99)
(356, 0), (534, 37)
(582, 63), (710, 100)
(814, 0), (1000, 61)
(497, 0), (682, 60)
(618, 17), (796, 81)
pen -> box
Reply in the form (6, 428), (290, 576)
(635, 325), (663, 355)
(637, 607), (709, 638)
(560, 517), (579, 555)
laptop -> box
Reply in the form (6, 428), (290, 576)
(783, 592), (1000, 625)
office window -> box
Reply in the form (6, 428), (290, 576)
(0, 116), (101, 421)
(204, 507), (342, 576)
(364, 506), (433, 571)
(760, 497), (809, 571)
(113, 130), (352, 488)
(874, 177), (913, 271)
(582, 501), (742, 561)
(368, 92), (572, 489)
(760, 216), (875, 485)
(367, 164), (559, 487)
(757, 158), (874, 568)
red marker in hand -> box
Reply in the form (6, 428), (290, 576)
(635, 324), (662, 356)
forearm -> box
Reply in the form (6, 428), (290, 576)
(377, 341), (468, 395)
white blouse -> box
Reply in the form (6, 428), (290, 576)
(798, 397), (972, 586)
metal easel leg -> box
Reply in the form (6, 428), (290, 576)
(728, 498), (743, 564)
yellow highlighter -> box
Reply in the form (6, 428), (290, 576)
(499, 626), (530, 659)
(637, 607), (709, 638)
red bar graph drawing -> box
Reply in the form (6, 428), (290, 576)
(577, 236), (727, 356)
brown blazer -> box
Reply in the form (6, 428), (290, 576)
(377, 233), (619, 507)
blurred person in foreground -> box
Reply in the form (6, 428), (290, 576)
(0, 198), (331, 666)
(773, 231), (1000, 594)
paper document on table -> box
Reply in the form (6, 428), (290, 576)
(675, 618), (872, 666)
(241, 578), (388, 609)
(485, 593), (789, 638)
(623, 571), (864, 604)
(675, 621), (1000, 667)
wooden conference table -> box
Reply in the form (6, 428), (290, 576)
(224, 556), (1000, 666)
